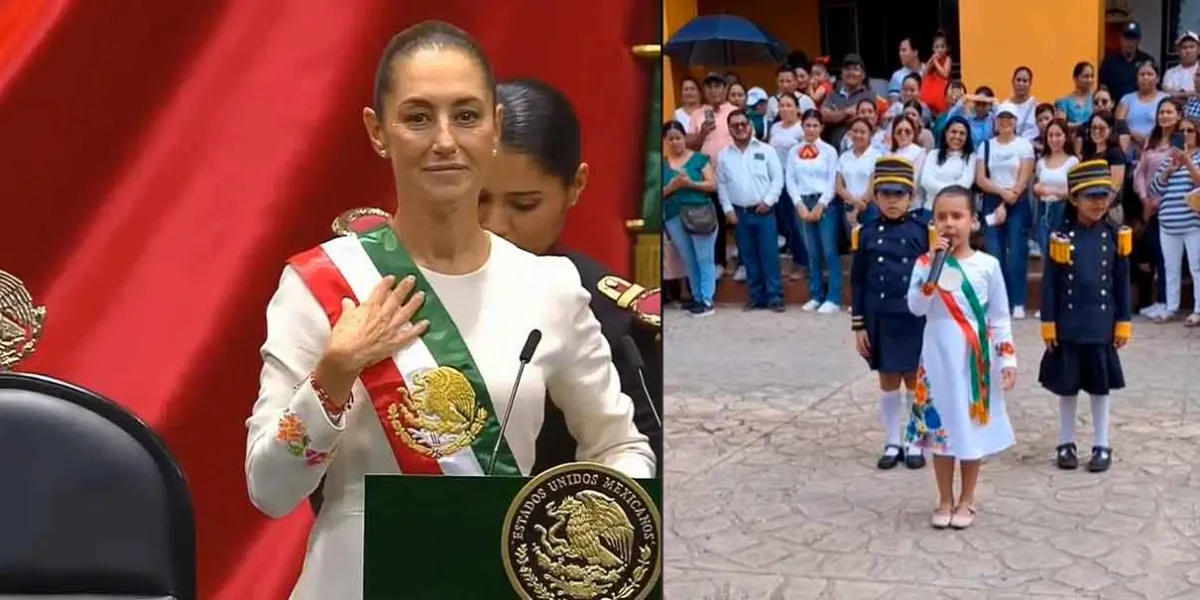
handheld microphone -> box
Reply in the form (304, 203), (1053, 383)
(621, 334), (662, 429)
(927, 248), (949, 285)
(487, 329), (542, 475)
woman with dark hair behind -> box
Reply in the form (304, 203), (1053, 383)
(480, 79), (664, 472)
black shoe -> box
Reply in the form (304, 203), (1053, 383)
(743, 301), (766, 311)
(689, 303), (715, 317)
(904, 450), (926, 469)
(680, 300), (696, 311)
(1088, 446), (1112, 472)
(1056, 443), (1079, 470)
(768, 301), (786, 313)
(877, 445), (903, 470)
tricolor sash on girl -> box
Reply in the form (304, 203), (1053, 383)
(288, 225), (520, 476)
(925, 254), (993, 425)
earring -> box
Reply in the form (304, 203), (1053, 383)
(492, 147), (498, 157)
(970, 220), (981, 232)
(379, 148), (388, 158)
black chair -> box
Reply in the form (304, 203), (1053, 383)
(0, 373), (195, 600)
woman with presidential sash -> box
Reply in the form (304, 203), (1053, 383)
(243, 22), (654, 600)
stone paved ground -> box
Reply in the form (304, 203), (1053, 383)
(663, 307), (1200, 599)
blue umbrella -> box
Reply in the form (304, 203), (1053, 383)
(665, 15), (788, 66)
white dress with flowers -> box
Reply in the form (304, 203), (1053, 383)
(905, 251), (1016, 460)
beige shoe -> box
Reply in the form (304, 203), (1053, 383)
(950, 505), (976, 529)
(931, 507), (953, 529)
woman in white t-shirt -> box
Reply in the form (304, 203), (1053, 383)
(919, 116), (977, 218)
(768, 94), (811, 278)
(887, 116), (927, 211)
(1008, 66), (1040, 141)
(1033, 119), (1080, 257)
(674, 77), (702, 131)
(837, 118), (884, 225)
(975, 102), (1036, 317)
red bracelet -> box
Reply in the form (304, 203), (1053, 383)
(310, 373), (351, 418)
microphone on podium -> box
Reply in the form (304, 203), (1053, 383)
(621, 334), (662, 429)
(487, 329), (542, 476)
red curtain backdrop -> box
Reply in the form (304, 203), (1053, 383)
(0, 1), (656, 598)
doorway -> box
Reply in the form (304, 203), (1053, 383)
(819, 0), (961, 82)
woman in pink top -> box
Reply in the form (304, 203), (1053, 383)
(1133, 98), (1182, 319)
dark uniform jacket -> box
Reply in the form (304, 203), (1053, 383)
(533, 250), (663, 476)
(1041, 220), (1132, 345)
(850, 213), (934, 326)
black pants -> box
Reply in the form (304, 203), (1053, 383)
(709, 192), (727, 266)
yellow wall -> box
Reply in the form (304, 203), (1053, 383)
(662, 0), (696, 122)
(959, 0), (1104, 101)
(663, 0), (819, 115)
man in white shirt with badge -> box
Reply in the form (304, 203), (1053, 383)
(1164, 31), (1200, 98)
(717, 109), (785, 311)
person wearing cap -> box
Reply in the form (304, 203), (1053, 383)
(975, 101), (1036, 318)
(1099, 21), (1153, 102)
(1164, 31), (1200, 97)
(1039, 160), (1132, 473)
(687, 72), (737, 162)
(746, 86), (770, 140)
(850, 156), (935, 471)
(822, 53), (874, 149)
(716, 109), (786, 311)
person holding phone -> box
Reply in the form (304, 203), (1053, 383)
(1133, 98), (1183, 319)
(1148, 117), (1200, 326)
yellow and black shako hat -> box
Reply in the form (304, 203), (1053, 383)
(1067, 159), (1114, 199)
(873, 156), (915, 195)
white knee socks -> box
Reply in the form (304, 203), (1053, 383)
(1059, 395), (1078, 444)
(1060, 394), (1111, 447)
(880, 390), (903, 455)
(1091, 394), (1112, 447)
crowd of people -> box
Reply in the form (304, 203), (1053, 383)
(662, 22), (1200, 324)
(661, 21), (1200, 529)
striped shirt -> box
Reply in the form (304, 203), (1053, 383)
(1148, 151), (1200, 234)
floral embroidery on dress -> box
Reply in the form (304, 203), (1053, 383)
(906, 367), (948, 452)
(276, 409), (334, 466)
(995, 340), (1016, 358)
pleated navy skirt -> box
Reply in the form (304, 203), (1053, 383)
(1038, 342), (1126, 396)
(865, 312), (924, 373)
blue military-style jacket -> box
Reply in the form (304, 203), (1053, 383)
(850, 212), (936, 329)
(1041, 220), (1133, 345)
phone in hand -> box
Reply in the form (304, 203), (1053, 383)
(1172, 132), (1186, 150)
(704, 107), (715, 124)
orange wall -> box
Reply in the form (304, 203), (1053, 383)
(663, 0), (696, 121)
(663, 0), (819, 110)
(959, 0), (1104, 101)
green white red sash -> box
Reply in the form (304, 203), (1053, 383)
(288, 226), (519, 476)
(933, 256), (992, 425)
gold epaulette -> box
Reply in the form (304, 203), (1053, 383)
(597, 275), (661, 330)
(1117, 226), (1132, 257)
(1048, 232), (1073, 265)
(851, 225), (862, 252)
(927, 224), (938, 250)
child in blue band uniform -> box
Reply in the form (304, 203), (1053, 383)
(1039, 159), (1133, 473)
(850, 157), (937, 470)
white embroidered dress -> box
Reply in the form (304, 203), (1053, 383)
(244, 232), (654, 600)
(905, 250), (1017, 460)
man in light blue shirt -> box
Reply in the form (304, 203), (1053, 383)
(717, 109), (785, 310)
(888, 38), (924, 101)
(944, 85), (997, 146)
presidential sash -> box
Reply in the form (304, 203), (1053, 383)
(288, 226), (520, 476)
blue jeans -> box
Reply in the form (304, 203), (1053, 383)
(664, 216), (718, 305)
(981, 192), (1031, 308)
(732, 206), (783, 305)
(1036, 200), (1068, 257)
(774, 190), (807, 268)
(799, 195), (842, 304)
